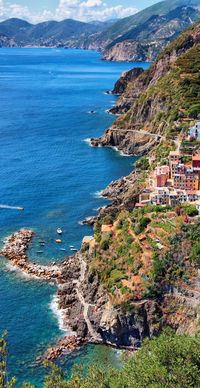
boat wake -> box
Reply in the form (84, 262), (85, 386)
(0, 204), (24, 211)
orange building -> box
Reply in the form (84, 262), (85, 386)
(174, 171), (199, 191)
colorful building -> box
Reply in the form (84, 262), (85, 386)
(169, 151), (181, 177)
(174, 170), (199, 191)
(192, 155), (200, 169)
(189, 122), (200, 140)
(154, 165), (170, 187)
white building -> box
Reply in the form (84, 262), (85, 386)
(189, 122), (200, 140)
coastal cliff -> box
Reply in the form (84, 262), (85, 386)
(2, 211), (200, 356)
(102, 40), (164, 63)
(92, 22), (200, 155)
(112, 67), (144, 95)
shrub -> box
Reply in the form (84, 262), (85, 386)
(181, 203), (199, 217)
(188, 104), (200, 119)
(134, 217), (151, 235)
(136, 157), (150, 171)
(44, 331), (200, 387)
(100, 235), (111, 251)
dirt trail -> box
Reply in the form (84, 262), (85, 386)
(75, 255), (101, 341)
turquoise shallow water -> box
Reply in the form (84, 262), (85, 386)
(0, 48), (149, 386)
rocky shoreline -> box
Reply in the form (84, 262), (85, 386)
(0, 230), (61, 281)
(0, 229), (151, 360)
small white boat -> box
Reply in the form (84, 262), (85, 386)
(70, 248), (78, 252)
(69, 245), (74, 248)
(57, 228), (63, 235)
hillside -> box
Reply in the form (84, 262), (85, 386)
(101, 0), (200, 61)
(0, 0), (200, 59)
(99, 0), (200, 44)
(56, 23), (200, 351)
(92, 21), (200, 155)
(102, 6), (200, 61)
(0, 18), (112, 48)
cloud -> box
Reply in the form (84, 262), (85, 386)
(0, 0), (139, 23)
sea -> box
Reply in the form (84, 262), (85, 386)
(0, 48), (149, 387)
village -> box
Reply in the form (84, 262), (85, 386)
(135, 122), (200, 214)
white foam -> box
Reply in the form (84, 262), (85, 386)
(105, 109), (114, 115)
(78, 216), (94, 226)
(93, 190), (104, 199)
(5, 262), (39, 280)
(111, 146), (132, 157)
(50, 294), (74, 335)
(92, 205), (106, 211)
(83, 138), (93, 147)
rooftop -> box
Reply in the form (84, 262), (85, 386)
(192, 155), (200, 161)
(169, 151), (180, 156)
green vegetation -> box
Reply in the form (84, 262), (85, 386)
(134, 217), (151, 235)
(188, 103), (200, 119)
(92, 205), (200, 301)
(0, 332), (16, 387)
(186, 222), (200, 266)
(116, 22), (200, 141)
(62, 331), (200, 387)
(181, 203), (199, 217)
(135, 156), (150, 171)
(4, 331), (200, 387)
(155, 142), (175, 163)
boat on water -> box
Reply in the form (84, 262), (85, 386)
(70, 248), (78, 252)
(57, 228), (63, 235)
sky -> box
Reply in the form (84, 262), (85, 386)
(0, 0), (161, 23)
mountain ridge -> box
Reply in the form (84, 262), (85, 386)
(0, 0), (200, 62)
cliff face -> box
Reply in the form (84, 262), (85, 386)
(112, 67), (144, 95)
(92, 22), (200, 155)
(103, 41), (150, 62)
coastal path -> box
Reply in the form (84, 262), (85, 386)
(75, 255), (101, 341)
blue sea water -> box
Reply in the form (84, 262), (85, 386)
(0, 48), (149, 386)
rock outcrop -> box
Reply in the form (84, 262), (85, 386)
(0, 230), (61, 281)
(112, 67), (144, 95)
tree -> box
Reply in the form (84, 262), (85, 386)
(0, 332), (16, 388)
